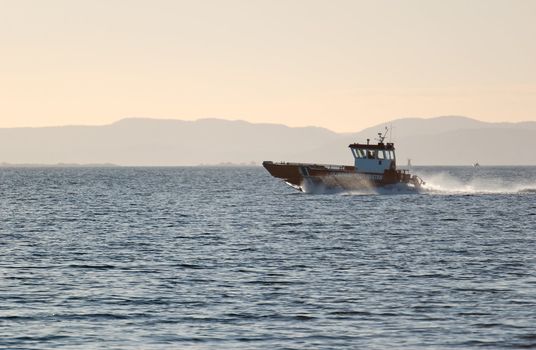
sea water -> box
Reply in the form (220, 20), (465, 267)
(1, 166), (535, 349)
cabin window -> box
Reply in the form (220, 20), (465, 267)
(385, 151), (391, 160)
(357, 149), (366, 158)
(389, 150), (395, 159)
(377, 150), (385, 160)
(367, 150), (376, 159)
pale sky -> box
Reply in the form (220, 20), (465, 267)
(1, 0), (535, 132)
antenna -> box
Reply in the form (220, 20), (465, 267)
(377, 126), (389, 143)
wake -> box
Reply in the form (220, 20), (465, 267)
(301, 179), (421, 195)
(298, 171), (536, 195)
(420, 172), (536, 195)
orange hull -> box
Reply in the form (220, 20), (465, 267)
(262, 161), (421, 192)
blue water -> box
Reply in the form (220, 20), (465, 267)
(1, 166), (535, 349)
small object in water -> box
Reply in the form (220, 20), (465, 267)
(473, 162), (480, 167)
(263, 128), (425, 192)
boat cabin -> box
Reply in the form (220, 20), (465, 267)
(348, 138), (396, 174)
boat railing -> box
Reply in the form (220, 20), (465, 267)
(273, 161), (349, 171)
(323, 164), (349, 170)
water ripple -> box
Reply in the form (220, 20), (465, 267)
(1, 166), (535, 349)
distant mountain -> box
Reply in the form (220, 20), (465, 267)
(0, 116), (535, 165)
(301, 116), (536, 165)
(0, 118), (341, 166)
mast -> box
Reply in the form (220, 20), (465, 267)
(377, 126), (389, 144)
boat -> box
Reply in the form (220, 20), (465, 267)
(473, 162), (480, 167)
(262, 129), (425, 192)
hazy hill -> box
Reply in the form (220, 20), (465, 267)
(0, 116), (535, 166)
(302, 116), (536, 165)
(0, 118), (341, 166)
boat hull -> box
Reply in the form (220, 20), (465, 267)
(262, 161), (422, 192)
